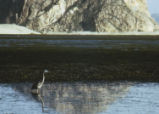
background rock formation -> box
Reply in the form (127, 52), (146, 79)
(0, 0), (158, 33)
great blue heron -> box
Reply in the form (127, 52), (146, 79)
(31, 69), (48, 94)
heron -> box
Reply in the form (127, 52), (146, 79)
(31, 69), (48, 94)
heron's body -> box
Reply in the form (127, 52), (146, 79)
(31, 70), (48, 94)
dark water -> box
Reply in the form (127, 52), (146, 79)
(0, 82), (159, 114)
(1, 37), (159, 82)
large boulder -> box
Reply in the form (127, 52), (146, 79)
(0, 0), (158, 33)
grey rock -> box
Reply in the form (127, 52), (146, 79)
(0, 0), (158, 33)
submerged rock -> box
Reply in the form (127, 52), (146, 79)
(0, 0), (158, 33)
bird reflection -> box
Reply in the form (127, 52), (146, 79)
(31, 93), (45, 112)
(30, 69), (49, 112)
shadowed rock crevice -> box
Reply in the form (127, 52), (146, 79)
(0, 0), (24, 23)
(81, 0), (105, 31)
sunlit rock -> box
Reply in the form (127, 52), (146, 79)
(0, 24), (39, 34)
(0, 0), (158, 33)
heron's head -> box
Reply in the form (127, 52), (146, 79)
(44, 69), (49, 73)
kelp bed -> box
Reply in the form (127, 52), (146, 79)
(0, 35), (159, 82)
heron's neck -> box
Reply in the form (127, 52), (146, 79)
(42, 73), (45, 84)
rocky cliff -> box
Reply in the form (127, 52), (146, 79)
(0, 0), (158, 33)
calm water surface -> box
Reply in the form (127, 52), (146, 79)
(1, 38), (159, 49)
(0, 82), (159, 114)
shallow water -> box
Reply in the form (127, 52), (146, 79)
(0, 38), (159, 50)
(0, 82), (159, 114)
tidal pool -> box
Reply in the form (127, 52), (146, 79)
(0, 82), (159, 114)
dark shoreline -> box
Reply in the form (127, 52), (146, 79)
(0, 47), (159, 82)
(0, 35), (159, 82)
(1, 34), (159, 40)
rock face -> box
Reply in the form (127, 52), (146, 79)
(0, 0), (159, 33)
